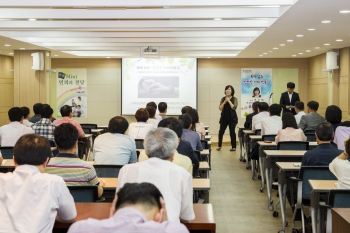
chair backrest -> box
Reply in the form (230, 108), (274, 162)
(262, 135), (277, 141)
(82, 127), (92, 134)
(80, 124), (98, 129)
(254, 129), (261, 135)
(67, 186), (98, 202)
(277, 141), (309, 150)
(193, 150), (201, 161)
(330, 141), (338, 148)
(299, 166), (337, 196)
(136, 150), (140, 160)
(328, 190), (350, 208)
(201, 140), (209, 149)
(0, 147), (14, 159)
(305, 133), (316, 142)
(135, 139), (144, 149)
(304, 129), (315, 134)
(93, 164), (123, 178)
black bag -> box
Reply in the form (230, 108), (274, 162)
(249, 143), (259, 160)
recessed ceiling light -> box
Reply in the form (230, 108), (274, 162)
(54, 55), (59, 57)
(268, 51), (273, 53)
(279, 44), (286, 46)
(307, 28), (316, 31)
(315, 47), (320, 49)
(273, 47), (278, 49)
(9, 53), (13, 55)
(19, 48), (25, 50)
(263, 53), (267, 54)
(287, 39), (294, 42)
(299, 53), (303, 55)
(306, 50), (311, 52)
(106, 57), (110, 58)
(214, 18), (222, 21)
(292, 55), (297, 57)
(207, 57), (211, 58)
(339, 10), (350, 14)
(336, 39), (343, 42)
(4, 44), (11, 46)
(324, 43), (330, 46)
(259, 55), (263, 57)
(321, 20), (331, 23)
(28, 18), (36, 21)
(296, 35), (304, 37)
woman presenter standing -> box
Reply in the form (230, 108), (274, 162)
(217, 85), (238, 151)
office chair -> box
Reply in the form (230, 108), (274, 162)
(201, 140), (211, 150)
(80, 124), (98, 129)
(254, 129), (261, 135)
(67, 186), (98, 202)
(0, 147), (14, 159)
(262, 134), (277, 142)
(93, 164), (123, 178)
(303, 129), (315, 134)
(82, 127), (92, 134)
(277, 141), (309, 150)
(305, 133), (316, 142)
(135, 139), (144, 149)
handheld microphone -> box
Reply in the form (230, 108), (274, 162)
(269, 93), (273, 98)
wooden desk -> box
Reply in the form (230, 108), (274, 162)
(249, 135), (262, 140)
(309, 180), (337, 232)
(276, 162), (301, 232)
(332, 208), (350, 233)
(204, 135), (212, 140)
(54, 203), (216, 233)
(91, 129), (104, 134)
(198, 161), (210, 178)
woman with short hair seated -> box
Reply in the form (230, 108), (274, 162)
(275, 112), (306, 143)
(128, 108), (155, 140)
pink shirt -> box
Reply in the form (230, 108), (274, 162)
(53, 117), (85, 137)
(275, 127), (307, 143)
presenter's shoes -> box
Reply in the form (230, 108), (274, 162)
(216, 147), (222, 151)
(230, 148), (236, 151)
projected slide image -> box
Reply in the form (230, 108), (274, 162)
(138, 76), (179, 98)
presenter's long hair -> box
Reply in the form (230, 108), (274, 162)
(224, 85), (235, 96)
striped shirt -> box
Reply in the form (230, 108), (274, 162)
(46, 153), (99, 186)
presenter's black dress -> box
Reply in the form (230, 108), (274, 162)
(218, 96), (238, 148)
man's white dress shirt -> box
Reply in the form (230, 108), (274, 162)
(0, 122), (34, 146)
(261, 115), (282, 135)
(128, 122), (155, 139)
(252, 111), (270, 131)
(294, 111), (306, 124)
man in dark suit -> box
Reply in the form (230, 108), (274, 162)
(244, 101), (259, 129)
(279, 82), (300, 115)
(302, 122), (343, 166)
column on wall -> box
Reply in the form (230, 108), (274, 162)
(0, 55), (14, 126)
(339, 47), (350, 120)
(14, 50), (51, 107)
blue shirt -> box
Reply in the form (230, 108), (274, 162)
(181, 129), (203, 151)
(93, 133), (137, 165)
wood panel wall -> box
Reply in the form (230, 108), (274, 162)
(0, 55), (14, 126)
(14, 50), (49, 108)
(52, 58), (120, 69)
(339, 47), (350, 120)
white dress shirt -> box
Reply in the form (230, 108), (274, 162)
(23, 119), (33, 127)
(0, 121), (34, 146)
(294, 111), (306, 124)
(334, 126), (350, 150)
(147, 118), (160, 128)
(0, 165), (76, 233)
(128, 122), (155, 139)
(117, 158), (195, 222)
(155, 113), (162, 121)
(261, 116), (282, 135)
(288, 92), (293, 104)
(329, 158), (350, 189)
(252, 111), (270, 130)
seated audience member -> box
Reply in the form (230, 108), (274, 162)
(334, 121), (350, 150)
(244, 101), (259, 129)
(261, 103), (282, 135)
(325, 105), (342, 132)
(28, 102), (42, 123)
(294, 101), (306, 125)
(67, 183), (189, 233)
(329, 138), (350, 189)
(252, 102), (270, 131)
(94, 116), (137, 165)
(21, 106), (33, 127)
(146, 106), (160, 128)
(146, 101), (162, 121)
(178, 114), (203, 151)
(158, 102), (168, 119)
(181, 106), (192, 114)
(128, 108), (154, 139)
(31, 104), (56, 141)
(0, 107), (34, 146)
(302, 122), (343, 166)
(139, 117), (198, 173)
(53, 105), (85, 138)
(117, 128), (195, 223)
(187, 108), (206, 140)
(298, 101), (325, 131)
(0, 134), (76, 232)
(46, 123), (104, 197)
(275, 112), (306, 143)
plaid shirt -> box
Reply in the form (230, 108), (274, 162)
(31, 118), (56, 141)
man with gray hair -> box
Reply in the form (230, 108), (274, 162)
(117, 128), (195, 223)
